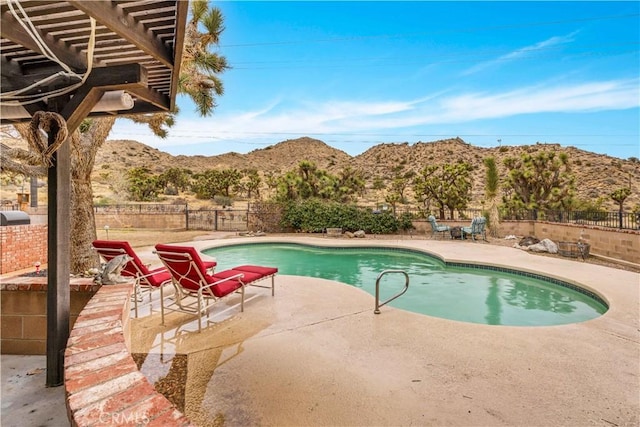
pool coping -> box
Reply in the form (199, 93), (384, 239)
(66, 235), (640, 426)
(138, 236), (640, 425)
(199, 240), (610, 312)
(192, 236), (637, 326)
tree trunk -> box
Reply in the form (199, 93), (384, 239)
(488, 197), (500, 238)
(69, 117), (117, 273)
(14, 118), (118, 273)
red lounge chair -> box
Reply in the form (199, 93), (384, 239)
(154, 244), (277, 332)
(92, 240), (215, 317)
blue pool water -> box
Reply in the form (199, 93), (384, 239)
(204, 243), (607, 326)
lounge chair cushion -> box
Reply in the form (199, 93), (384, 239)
(146, 266), (173, 287)
(213, 269), (263, 283)
(233, 265), (279, 276)
(205, 278), (243, 298)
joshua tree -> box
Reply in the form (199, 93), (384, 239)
(483, 157), (500, 237)
(2, 0), (229, 273)
(413, 162), (473, 219)
(502, 150), (575, 213)
(610, 187), (632, 228)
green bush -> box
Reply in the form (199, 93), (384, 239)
(213, 195), (232, 207)
(279, 199), (411, 234)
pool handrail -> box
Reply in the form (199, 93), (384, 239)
(374, 269), (410, 314)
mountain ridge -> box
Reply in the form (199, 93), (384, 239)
(92, 136), (640, 209)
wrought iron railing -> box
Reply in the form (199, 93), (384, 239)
(91, 203), (640, 231)
(93, 203), (187, 214)
(500, 210), (639, 230)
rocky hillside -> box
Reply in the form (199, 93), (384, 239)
(2, 135), (638, 210)
(91, 136), (640, 209)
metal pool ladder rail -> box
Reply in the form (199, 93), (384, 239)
(374, 269), (410, 314)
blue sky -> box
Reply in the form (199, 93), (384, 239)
(108, 1), (640, 159)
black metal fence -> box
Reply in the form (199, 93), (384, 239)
(94, 204), (187, 214)
(186, 209), (248, 231)
(92, 203), (640, 231)
(500, 210), (639, 230)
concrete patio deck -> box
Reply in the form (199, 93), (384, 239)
(131, 236), (639, 426)
(2, 235), (639, 426)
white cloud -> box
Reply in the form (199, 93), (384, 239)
(108, 77), (639, 153)
(435, 79), (639, 121)
(461, 31), (580, 76)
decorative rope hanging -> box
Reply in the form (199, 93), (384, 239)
(27, 111), (68, 167)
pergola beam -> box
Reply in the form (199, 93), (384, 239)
(68, 0), (173, 68)
(59, 65), (170, 138)
(169, 0), (188, 110)
(0, 7), (89, 71)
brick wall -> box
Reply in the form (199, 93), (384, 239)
(418, 219), (639, 264)
(0, 224), (47, 274)
(497, 221), (639, 264)
(534, 222), (639, 263)
(65, 284), (193, 426)
(0, 277), (99, 354)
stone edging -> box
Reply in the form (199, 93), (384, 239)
(64, 284), (193, 426)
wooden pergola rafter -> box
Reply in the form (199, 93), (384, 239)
(0, 0), (188, 386)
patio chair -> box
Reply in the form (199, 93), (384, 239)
(92, 240), (199, 317)
(461, 216), (487, 241)
(154, 243), (277, 332)
(427, 215), (451, 239)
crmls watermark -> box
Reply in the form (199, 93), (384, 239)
(98, 411), (150, 425)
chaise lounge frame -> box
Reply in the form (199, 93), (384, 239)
(92, 240), (179, 317)
(154, 244), (277, 332)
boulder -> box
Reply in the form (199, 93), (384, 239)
(519, 236), (540, 247)
(528, 238), (558, 254)
(354, 230), (366, 238)
(541, 238), (558, 254)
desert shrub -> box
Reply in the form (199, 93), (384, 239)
(213, 195), (232, 207)
(95, 196), (115, 206)
(573, 197), (605, 211)
(164, 185), (178, 196)
(279, 199), (409, 234)
(397, 212), (415, 231)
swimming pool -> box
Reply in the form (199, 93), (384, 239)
(204, 243), (607, 326)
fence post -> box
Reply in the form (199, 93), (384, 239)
(185, 204), (189, 230)
(214, 210), (218, 231)
(619, 211), (623, 229)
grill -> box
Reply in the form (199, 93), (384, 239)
(0, 211), (31, 226)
